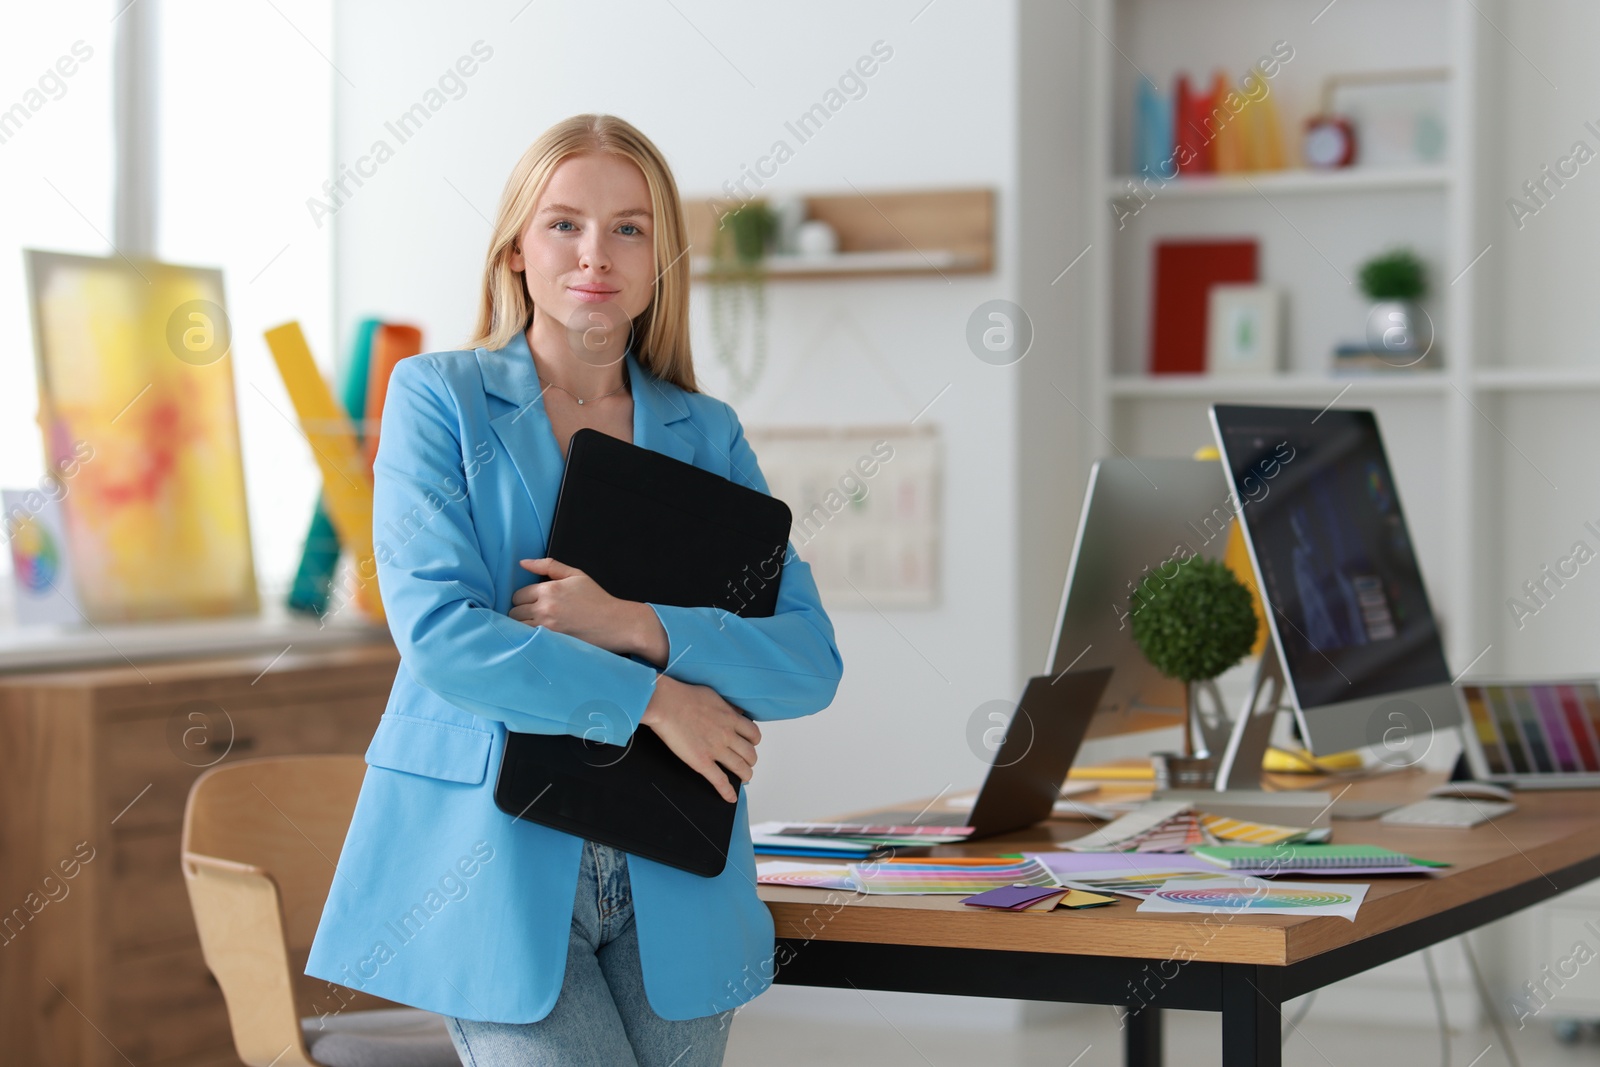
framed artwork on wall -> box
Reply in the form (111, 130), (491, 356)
(745, 424), (940, 609)
(25, 250), (258, 622)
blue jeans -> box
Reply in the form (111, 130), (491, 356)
(446, 839), (733, 1066)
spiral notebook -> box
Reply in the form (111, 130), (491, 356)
(493, 428), (793, 878)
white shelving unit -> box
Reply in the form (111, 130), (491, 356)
(1082, 0), (1488, 676)
(1078, 0), (1600, 1028)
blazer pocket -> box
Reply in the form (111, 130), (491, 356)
(365, 713), (493, 785)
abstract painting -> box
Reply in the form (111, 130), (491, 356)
(26, 250), (257, 622)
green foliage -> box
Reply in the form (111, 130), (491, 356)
(714, 202), (777, 268)
(1357, 247), (1427, 302)
(1128, 556), (1259, 684)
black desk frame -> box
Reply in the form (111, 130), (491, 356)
(772, 853), (1600, 1066)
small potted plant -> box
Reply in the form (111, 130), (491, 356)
(707, 201), (776, 400)
(1128, 555), (1260, 787)
(1357, 247), (1427, 354)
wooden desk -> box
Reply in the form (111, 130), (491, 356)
(0, 642), (399, 1067)
(758, 771), (1600, 1066)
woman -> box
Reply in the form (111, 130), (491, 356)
(304, 114), (844, 1067)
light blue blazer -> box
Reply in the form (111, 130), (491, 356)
(304, 329), (843, 1023)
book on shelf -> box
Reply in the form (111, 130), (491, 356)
(1150, 239), (1258, 374)
(1332, 343), (1440, 372)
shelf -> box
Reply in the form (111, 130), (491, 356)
(1473, 368), (1600, 392)
(1107, 372), (1452, 399)
(690, 248), (985, 280)
(684, 187), (993, 280)
(1108, 369), (1600, 399)
(1104, 166), (1452, 202)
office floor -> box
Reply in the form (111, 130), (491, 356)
(723, 987), (1596, 1066)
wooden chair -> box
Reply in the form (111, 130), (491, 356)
(181, 754), (460, 1067)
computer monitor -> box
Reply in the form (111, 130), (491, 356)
(1046, 457), (1235, 739)
(1209, 404), (1461, 756)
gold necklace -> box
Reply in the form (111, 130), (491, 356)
(538, 366), (630, 406)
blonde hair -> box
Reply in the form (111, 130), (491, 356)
(463, 114), (697, 392)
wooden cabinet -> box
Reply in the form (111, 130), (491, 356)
(0, 642), (400, 1067)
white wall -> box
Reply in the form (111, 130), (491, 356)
(1482, 0), (1600, 678)
(331, 0), (1029, 822)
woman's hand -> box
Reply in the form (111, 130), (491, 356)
(641, 674), (761, 803)
(510, 558), (668, 663)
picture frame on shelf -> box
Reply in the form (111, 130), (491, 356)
(1205, 284), (1282, 378)
(1324, 69), (1450, 169)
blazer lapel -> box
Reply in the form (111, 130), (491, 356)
(478, 333), (700, 554)
(628, 350), (697, 467)
(480, 331), (563, 552)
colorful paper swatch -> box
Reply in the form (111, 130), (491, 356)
(760, 822), (974, 840)
(1462, 682), (1600, 776)
(1068, 801), (1327, 854)
(1066, 801), (1192, 852)
(1060, 868), (1234, 900)
(1192, 844), (1441, 871)
(848, 857), (1058, 896)
(1199, 812), (1308, 846)
(962, 884), (1067, 910)
(1130, 809), (1206, 852)
(1137, 877), (1367, 920)
(755, 861), (856, 890)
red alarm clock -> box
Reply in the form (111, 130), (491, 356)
(1304, 115), (1356, 169)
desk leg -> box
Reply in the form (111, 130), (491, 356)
(1221, 966), (1281, 1067)
(1123, 1006), (1162, 1067)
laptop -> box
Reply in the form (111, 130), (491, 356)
(875, 668), (1113, 841)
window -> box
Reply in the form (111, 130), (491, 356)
(0, 8), (115, 508)
(3, 2), (335, 603)
(156, 0), (334, 599)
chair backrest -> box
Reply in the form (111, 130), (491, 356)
(183, 754), (367, 948)
(182, 755), (378, 1067)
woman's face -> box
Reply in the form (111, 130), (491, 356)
(510, 152), (656, 341)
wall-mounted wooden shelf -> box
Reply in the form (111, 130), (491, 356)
(683, 187), (994, 280)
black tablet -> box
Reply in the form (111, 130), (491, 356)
(494, 428), (792, 876)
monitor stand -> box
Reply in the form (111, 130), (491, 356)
(1212, 649), (1286, 791)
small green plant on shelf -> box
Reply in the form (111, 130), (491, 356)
(1128, 555), (1259, 760)
(1357, 247), (1427, 302)
(707, 202), (776, 400)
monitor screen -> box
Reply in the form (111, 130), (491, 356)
(1211, 405), (1450, 710)
(1045, 457), (1233, 738)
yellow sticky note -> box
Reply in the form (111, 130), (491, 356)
(263, 321), (384, 622)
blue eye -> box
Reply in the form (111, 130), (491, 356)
(552, 220), (575, 231)
(619, 223), (641, 236)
